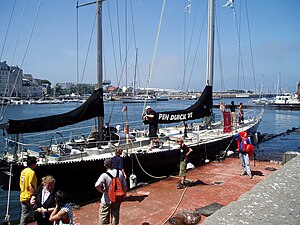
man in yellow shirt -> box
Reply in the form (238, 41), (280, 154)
(19, 156), (37, 225)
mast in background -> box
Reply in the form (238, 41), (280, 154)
(96, 0), (104, 141)
(206, 0), (215, 87)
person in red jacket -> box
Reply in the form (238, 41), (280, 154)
(235, 133), (253, 179)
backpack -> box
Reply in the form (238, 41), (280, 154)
(106, 170), (126, 203)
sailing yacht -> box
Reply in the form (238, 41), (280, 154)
(121, 49), (157, 103)
(0, 0), (262, 204)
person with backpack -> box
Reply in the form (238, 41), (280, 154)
(235, 132), (254, 179)
(95, 158), (127, 225)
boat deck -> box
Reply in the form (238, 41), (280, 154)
(49, 157), (280, 225)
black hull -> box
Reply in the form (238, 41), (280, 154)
(0, 124), (259, 205)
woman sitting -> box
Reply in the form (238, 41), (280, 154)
(49, 190), (73, 225)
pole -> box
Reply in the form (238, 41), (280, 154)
(3, 163), (12, 225)
(96, 0), (104, 142)
(206, 0), (215, 86)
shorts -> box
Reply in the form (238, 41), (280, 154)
(179, 159), (187, 177)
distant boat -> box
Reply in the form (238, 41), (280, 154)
(121, 95), (157, 103)
(157, 96), (169, 101)
(121, 49), (157, 104)
(268, 93), (300, 109)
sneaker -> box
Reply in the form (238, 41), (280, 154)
(177, 182), (184, 189)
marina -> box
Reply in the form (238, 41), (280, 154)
(0, 0), (300, 224)
(0, 0), (263, 210)
(1, 102), (300, 223)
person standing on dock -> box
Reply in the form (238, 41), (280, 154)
(143, 105), (158, 149)
(112, 148), (127, 180)
(176, 138), (193, 189)
(30, 175), (56, 225)
(19, 156), (37, 225)
(235, 133), (252, 179)
(95, 158), (127, 225)
(229, 101), (236, 126)
(238, 102), (244, 124)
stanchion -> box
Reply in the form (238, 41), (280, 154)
(3, 162), (12, 225)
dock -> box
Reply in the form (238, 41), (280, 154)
(66, 156), (294, 225)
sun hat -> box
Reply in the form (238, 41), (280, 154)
(145, 106), (151, 110)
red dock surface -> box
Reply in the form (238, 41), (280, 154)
(69, 158), (281, 225)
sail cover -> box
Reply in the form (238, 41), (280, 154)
(156, 85), (212, 124)
(8, 89), (104, 134)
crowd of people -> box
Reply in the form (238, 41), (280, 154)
(220, 100), (245, 125)
(19, 157), (74, 225)
(19, 104), (254, 225)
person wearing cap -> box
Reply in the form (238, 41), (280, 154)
(235, 133), (252, 179)
(143, 105), (158, 148)
(19, 156), (38, 225)
(95, 158), (127, 225)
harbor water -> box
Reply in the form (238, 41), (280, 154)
(0, 99), (300, 222)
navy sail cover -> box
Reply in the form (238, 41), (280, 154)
(8, 89), (104, 134)
(156, 85), (212, 124)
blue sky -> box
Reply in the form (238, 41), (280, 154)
(0, 0), (299, 93)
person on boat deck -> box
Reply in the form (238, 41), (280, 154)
(112, 147), (127, 180)
(20, 156), (37, 225)
(229, 101), (236, 126)
(95, 158), (127, 225)
(238, 102), (244, 124)
(143, 105), (158, 148)
(219, 101), (226, 113)
(49, 190), (73, 225)
(235, 133), (253, 179)
(176, 138), (193, 189)
(30, 175), (56, 225)
(219, 101), (226, 126)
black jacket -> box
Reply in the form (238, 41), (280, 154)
(34, 184), (56, 225)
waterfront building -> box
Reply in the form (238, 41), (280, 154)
(22, 74), (44, 98)
(0, 61), (23, 97)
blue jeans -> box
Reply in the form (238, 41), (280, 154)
(239, 152), (251, 177)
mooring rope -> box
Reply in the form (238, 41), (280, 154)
(162, 182), (191, 225)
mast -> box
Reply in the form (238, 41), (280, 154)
(97, 0), (104, 141)
(133, 48), (138, 97)
(206, 0), (215, 86)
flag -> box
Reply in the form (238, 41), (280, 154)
(122, 106), (127, 112)
(223, 0), (234, 9)
(184, 0), (192, 14)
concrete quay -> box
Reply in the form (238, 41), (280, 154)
(203, 155), (300, 225)
(66, 157), (282, 225)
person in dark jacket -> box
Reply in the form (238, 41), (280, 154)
(30, 175), (56, 225)
(143, 106), (158, 149)
(176, 138), (193, 189)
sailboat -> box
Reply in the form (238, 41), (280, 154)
(0, 0), (263, 204)
(121, 49), (157, 103)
